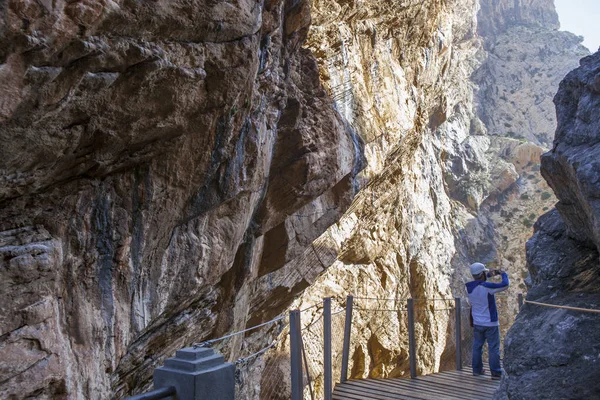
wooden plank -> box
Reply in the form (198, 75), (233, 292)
(442, 369), (499, 380)
(333, 387), (380, 400)
(441, 370), (501, 386)
(438, 370), (501, 387)
(410, 380), (493, 400)
(383, 377), (495, 400)
(421, 372), (498, 391)
(334, 383), (424, 400)
(338, 379), (443, 400)
(333, 368), (502, 400)
(371, 378), (474, 400)
(423, 371), (499, 387)
(417, 374), (498, 396)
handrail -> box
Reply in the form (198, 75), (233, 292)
(524, 300), (600, 314)
(352, 296), (409, 301)
(234, 338), (284, 365)
(126, 386), (176, 400)
(192, 314), (287, 348)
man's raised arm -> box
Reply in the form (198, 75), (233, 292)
(482, 271), (509, 294)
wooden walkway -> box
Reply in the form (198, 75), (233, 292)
(333, 368), (500, 400)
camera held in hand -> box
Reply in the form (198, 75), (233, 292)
(486, 269), (503, 278)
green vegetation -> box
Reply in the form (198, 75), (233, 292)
(522, 218), (532, 227)
(529, 213), (536, 220)
(541, 191), (552, 200)
(520, 193), (529, 200)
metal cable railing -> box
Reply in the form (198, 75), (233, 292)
(191, 313), (292, 400)
(127, 293), (526, 400)
(524, 299), (600, 313)
(346, 297), (410, 380)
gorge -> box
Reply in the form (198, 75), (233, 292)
(0, 0), (597, 399)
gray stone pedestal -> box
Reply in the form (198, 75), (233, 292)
(153, 347), (235, 400)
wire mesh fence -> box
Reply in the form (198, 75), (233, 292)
(297, 299), (347, 399)
(411, 298), (458, 375)
(330, 307), (347, 386)
(345, 297), (410, 381)
(301, 312), (325, 399)
(190, 293), (516, 400)
(461, 294), (510, 372)
(192, 315), (291, 400)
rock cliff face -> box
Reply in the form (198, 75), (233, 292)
(0, 0), (592, 398)
(286, 0), (588, 380)
(464, 0), (588, 334)
(0, 1), (361, 398)
(497, 52), (600, 400)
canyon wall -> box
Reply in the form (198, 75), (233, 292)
(0, 0), (361, 398)
(0, 0), (592, 398)
(284, 0), (588, 382)
(496, 52), (600, 400)
(464, 0), (588, 333)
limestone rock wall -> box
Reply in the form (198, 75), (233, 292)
(0, 0), (361, 398)
(296, 0), (483, 378)
(463, 0), (588, 335)
(286, 0), (589, 382)
(497, 52), (600, 400)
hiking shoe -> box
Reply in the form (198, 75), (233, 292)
(473, 369), (486, 376)
(491, 373), (502, 380)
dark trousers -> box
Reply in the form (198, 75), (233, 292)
(472, 325), (501, 374)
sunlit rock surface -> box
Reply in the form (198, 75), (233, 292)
(497, 52), (600, 400)
(278, 0), (588, 382)
(456, 0), (587, 336)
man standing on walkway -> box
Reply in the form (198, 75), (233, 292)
(466, 262), (509, 380)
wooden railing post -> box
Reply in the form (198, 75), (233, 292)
(340, 295), (354, 382)
(290, 310), (303, 400)
(455, 297), (462, 370)
(518, 293), (524, 311)
(407, 298), (417, 379)
(324, 298), (332, 400)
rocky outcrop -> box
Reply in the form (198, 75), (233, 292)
(459, 0), (588, 335)
(293, 0), (484, 378)
(0, 0), (360, 397)
(478, 0), (559, 38)
(283, 0), (588, 382)
(497, 53), (600, 400)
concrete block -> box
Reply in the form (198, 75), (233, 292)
(154, 347), (235, 400)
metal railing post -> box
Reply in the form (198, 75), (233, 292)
(323, 298), (333, 400)
(407, 298), (417, 379)
(290, 310), (303, 400)
(340, 295), (354, 382)
(518, 293), (524, 311)
(455, 297), (462, 370)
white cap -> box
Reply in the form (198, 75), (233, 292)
(470, 262), (489, 278)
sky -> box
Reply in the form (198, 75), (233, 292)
(555, 0), (600, 52)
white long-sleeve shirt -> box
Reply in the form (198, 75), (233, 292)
(466, 272), (510, 327)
